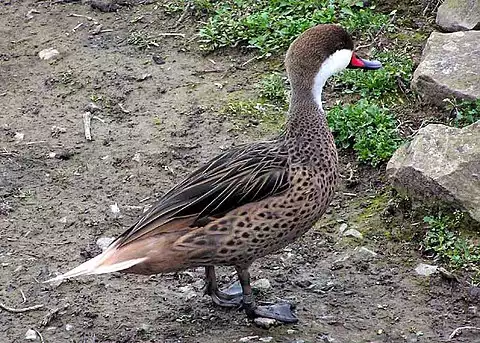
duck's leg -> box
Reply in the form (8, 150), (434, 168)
(235, 266), (298, 324)
(204, 266), (242, 308)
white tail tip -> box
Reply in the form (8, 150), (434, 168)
(44, 253), (147, 284)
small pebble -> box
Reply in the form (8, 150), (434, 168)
(25, 329), (37, 340)
(85, 102), (101, 113)
(343, 228), (363, 239)
(357, 246), (377, 257)
(14, 132), (24, 143)
(252, 278), (271, 291)
(338, 223), (348, 233)
(153, 55), (166, 65)
(110, 203), (121, 218)
(39, 48), (60, 60)
(414, 263), (438, 276)
(238, 336), (259, 342)
(65, 324), (73, 331)
(132, 153), (141, 163)
(96, 237), (115, 252)
(259, 337), (273, 342)
(178, 285), (197, 301)
(254, 317), (277, 329)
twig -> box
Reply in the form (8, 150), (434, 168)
(24, 141), (47, 145)
(0, 302), (44, 313)
(118, 103), (130, 114)
(342, 192), (357, 197)
(175, 3), (190, 27)
(449, 326), (480, 340)
(72, 22), (84, 32)
(19, 289), (26, 304)
(92, 115), (105, 123)
(33, 329), (44, 343)
(241, 53), (266, 67)
(68, 13), (95, 21)
(158, 32), (185, 37)
(83, 111), (92, 141)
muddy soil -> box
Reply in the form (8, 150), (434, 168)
(1, 1), (478, 343)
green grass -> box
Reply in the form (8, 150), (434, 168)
(423, 212), (480, 276)
(334, 50), (414, 103)
(198, 0), (391, 53)
(127, 31), (159, 50)
(259, 72), (288, 104)
(328, 99), (402, 166)
(444, 98), (480, 127)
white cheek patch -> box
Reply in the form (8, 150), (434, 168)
(312, 49), (353, 110)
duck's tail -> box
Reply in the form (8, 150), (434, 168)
(44, 241), (148, 283)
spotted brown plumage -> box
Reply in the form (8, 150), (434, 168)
(47, 24), (382, 323)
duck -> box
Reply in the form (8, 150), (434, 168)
(47, 24), (381, 323)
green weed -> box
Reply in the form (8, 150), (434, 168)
(327, 99), (402, 166)
(334, 50), (413, 102)
(444, 98), (480, 127)
(259, 72), (288, 104)
(163, 0), (214, 15)
(198, 0), (391, 53)
(423, 212), (480, 272)
(127, 31), (159, 50)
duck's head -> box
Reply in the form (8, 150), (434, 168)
(285, 24), (381, 108)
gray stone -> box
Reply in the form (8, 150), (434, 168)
(343, 228), (363, 239)
(357, 246), (378, 257)
(252, 278), (271, 291)
(25, 329), (37, 340)
(96, 237), (115, 252)
(338, 223), (348, 234)
(412, 31), (480, 106)
(436, 0), (480, 32)
(177, 285), (197, 301)
(254, 317), (277, 329)
(38, 48), (60, 60)
(414, 263), (438, 276)
(239, 337), (259, 342)
(387, 123), (480, 223)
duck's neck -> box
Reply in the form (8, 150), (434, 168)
(286, 86), (329, 139)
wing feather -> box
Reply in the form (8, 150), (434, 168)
(116, 140), (290, 247)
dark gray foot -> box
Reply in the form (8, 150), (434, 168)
(245, 302), (298, 323)
(210, 281), (243, 308)
(204, 267), (243, 308)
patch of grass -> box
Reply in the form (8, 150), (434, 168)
(259, 72), (288, 104)
(423, 212), (480, 273)
(198, 0), (391, 53)
(444, 98), (480, 127)
(327, 99), (402, 166)
(222, 99), (286, 133)
(163, 0), (214, 15)
(127, 31), (159, 50)
(334, 50), (414, 102)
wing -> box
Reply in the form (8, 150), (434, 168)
(116, 139), (291, 247)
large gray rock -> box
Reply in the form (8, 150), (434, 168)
(387, 122), (480, 223)
(436, 0), (480, 32)
(412, 31), (480, 106)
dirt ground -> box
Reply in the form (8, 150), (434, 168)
(1, 1), (479, 343)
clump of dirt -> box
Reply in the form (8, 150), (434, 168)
(1, 1), (478, 343)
